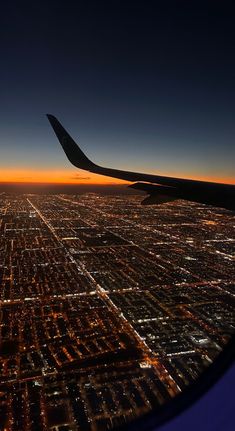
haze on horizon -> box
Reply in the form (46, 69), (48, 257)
(0, 1), (235, 186)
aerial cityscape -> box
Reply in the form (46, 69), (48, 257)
(0, 193), (234, 431)
(1, 0), (235, 429)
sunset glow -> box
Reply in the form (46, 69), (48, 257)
(0, 168), (128, 185)
(0, 168), (234, 185)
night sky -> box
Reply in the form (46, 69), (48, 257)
(1, 0), (235, 184)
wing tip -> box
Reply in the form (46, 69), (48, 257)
(46, 113), (97, 171)
(46, 113), (57, 123)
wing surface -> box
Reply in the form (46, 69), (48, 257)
(47, 114), (235, 211)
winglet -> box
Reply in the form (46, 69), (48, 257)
(46, 114), (96, 171)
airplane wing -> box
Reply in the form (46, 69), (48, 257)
(47, 114), (235, 211)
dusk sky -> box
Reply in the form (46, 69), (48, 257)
(1, 1), (235, 184)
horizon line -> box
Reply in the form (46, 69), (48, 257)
(0, 178), (235, 186)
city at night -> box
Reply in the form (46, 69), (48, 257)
(0, 193), (234, 430)
(1, 1), (235, 430)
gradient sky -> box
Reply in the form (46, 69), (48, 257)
(0, 0), (235, 184)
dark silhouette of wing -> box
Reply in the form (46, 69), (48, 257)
(47, 114), (235, 211)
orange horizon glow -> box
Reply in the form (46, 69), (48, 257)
(0, 169), (128, 185)
(0, 168), (234, 185)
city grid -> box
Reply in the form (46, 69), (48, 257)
(0, 193), (234, 431)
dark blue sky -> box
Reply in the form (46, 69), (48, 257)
(1, 0), (235, 183)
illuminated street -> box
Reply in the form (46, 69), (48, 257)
(0, 193), (234, 430)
